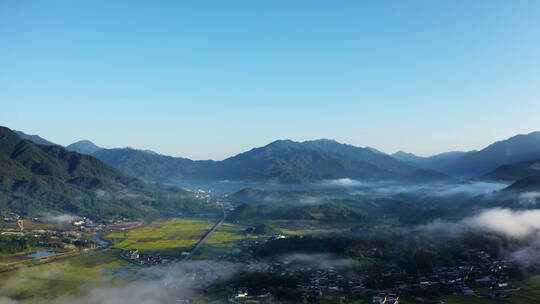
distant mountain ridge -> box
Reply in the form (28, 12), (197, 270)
(446, 132), (540, 177)
(394, 132), (540, 178)
(13, 128), (540, 184)
(14, 130), (58, 146)
(15, 130), (160, 157)
(90, 138), (451, 184)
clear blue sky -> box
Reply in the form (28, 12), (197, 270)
(1, 0), (539, 160)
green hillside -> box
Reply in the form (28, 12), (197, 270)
(0, 126), (214, 220)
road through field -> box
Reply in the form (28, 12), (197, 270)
(182, 203), (226, 261)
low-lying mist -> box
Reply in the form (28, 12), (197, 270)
(0, 260), (240, 304)
(321, 178), (507, 198)
(417, 208), (540, 268)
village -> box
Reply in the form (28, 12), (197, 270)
(0, 213), (100, 252)
(219, 237), (522, 304)
(122, 249), (169, 267)
(0, 213), (143, 268)
(112, 231), (524, 303)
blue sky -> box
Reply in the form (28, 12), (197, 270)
(1, 0), (539, 160)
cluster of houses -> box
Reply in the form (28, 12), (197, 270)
(72, 217), (101, 229)
(122, 249), (168, 267)
(296, 267), (370, 301)
(1, 215), (94, 251)
(217, 234), (525, 303)
(360, 250), (520, 302)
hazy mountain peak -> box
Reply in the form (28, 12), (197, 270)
(392, 150), (422, 162)
(528, 131), (540, 139)
(66, 140), (103, 155)
(125, 146), (160, 155)
(393, 150), (417, 157)
(266, 139), (296, 146)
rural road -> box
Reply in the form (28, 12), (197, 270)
(182, 203), (226, 261)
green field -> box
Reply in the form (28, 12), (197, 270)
(0, 249), (130, 302)
(193, 222), (257, 259)
(106, 218), (216, 255)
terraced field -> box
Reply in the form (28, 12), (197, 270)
(106, 218), (215, 255)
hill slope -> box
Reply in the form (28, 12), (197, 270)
(503, 176), (540, 192)
(0, 126), (211, 220)
(480, 159), (540, 181)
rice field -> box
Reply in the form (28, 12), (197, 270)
(106, 218), (215, 255)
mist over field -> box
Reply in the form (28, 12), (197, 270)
(0, 261), (240, 304)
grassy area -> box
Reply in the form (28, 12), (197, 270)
(106, 218), (216, 255)
(0, 249), (130, 302)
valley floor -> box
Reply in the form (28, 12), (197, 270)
(1, 216), (540, 304)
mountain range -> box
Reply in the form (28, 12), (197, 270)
(13, 128), (540, 184)
(393, 132), (540, 178)
(91, 139), (453, 184)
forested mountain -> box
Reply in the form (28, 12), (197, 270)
(91, 139), (450, 184)
(503, 176), (540, 192)
(0, 127), (212, 220)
